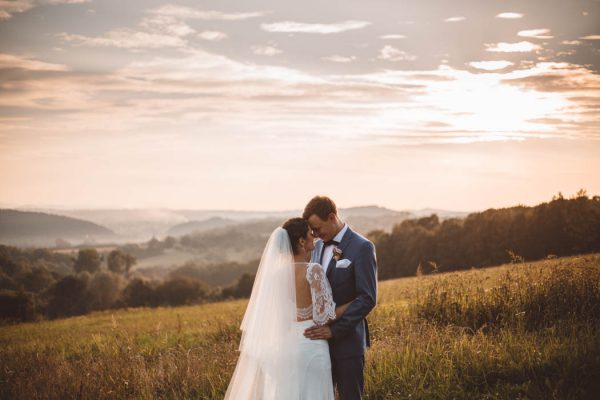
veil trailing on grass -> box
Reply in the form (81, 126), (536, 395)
(224, 227), (298, 400)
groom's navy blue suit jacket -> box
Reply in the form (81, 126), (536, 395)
(311, 226), (378, 359)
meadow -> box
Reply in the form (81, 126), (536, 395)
(1, 254), (599, 399)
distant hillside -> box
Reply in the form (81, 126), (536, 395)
(166, 207), (412, 239)
(128, 208), (414, 270)
(0, 209), (115, 247)
(409, 208), (470, 219)
(31, 209), (188, 241)
(342, 207), (413, 234)
(23, 205), (467, 242)
(176, 218), (282, 264)
(340, 205), (401, 217)
(21, 208), (299, 241)
(167, 217), (236, 237)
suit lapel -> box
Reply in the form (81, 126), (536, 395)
(326, 226), (354, 280)
(338, 226), (354, 255)
(326, 256), (336, 279)
(313, 240), (324, 264)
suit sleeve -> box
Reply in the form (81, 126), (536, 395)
(329, 240), (377, 339)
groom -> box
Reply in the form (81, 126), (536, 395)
(303, 196), (378, 400)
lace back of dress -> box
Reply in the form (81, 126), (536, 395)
(294, 262), (313, 321)
(296, 304), (313, 319)
(300, 262), (336, 325)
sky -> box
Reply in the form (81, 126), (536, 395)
(0, 0), (599, 212)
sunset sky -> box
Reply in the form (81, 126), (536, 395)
(0, 0), (599, 212)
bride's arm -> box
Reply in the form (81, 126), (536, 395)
(307, 263), (339, 325)
(326, 299), (355, 324)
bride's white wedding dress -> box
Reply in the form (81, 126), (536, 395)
(292, 261), (336, 399)
(224, 228), (336, 400)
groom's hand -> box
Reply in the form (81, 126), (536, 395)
(303, 325), (332, 340)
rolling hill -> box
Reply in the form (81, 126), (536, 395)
(0, 209), (116, 247)
(166, 217), (236, 237)
(20, 205), (461, 242)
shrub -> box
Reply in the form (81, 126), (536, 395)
(122, 278), (158, 308)
(155, 276), (208, 306)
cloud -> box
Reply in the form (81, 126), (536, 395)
(0, 0), (34, 19)
(0, 0), (91, 20)
(322, 55), (356, 63)
(496, 12), (524, 19)
(0, 53), (68, 71)
(444, 16), (465, 22)
(198, 31), (228, 41)
(57, 9), (197, 50)
(486, 41), (541, 53)
(501, 63), (600, 93)
(116, 50), (317, 86)
(139, 14), (195, 37)
(378, 45), (416, 62)
(58, 30), (188, 49)
(580, 35), (600, 40)
(55, 4), (265, 51)
(469, 61), (514, 71)
(562, 40), (581, 45)
(1, 48), (598, 148)
(261, 20), (370, 34)
(380, 34), (406, 40)
(44, 0), (91, 4)
(3, 0), (600, 169)
(251, 45), (282, 56)
(148, 4), (267, 21)
(518, 29), (553, 39)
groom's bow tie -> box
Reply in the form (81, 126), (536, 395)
(323, 239), (339, 247)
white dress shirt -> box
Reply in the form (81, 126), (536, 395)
(321, 223), (349, 271)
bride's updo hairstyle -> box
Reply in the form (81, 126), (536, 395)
(282, 217), (309, 255)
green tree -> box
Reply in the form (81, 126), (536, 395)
(44, 274), (91, 318)
(164, 236), (177, 249)
(73, 249), (101, 274)
(155, 276), (208, 306)
(87, 271), (124, 310)
(107, 249), (137, 276)
(222, 273), (255, 298)
(123, 278), (157, 307)
(22, 265), (55, 293)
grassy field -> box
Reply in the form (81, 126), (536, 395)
(1, 254), (599, 399)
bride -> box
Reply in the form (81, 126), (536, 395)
(224, 218), (351, 400)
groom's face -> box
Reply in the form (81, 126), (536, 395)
(307, 213), (336, 242)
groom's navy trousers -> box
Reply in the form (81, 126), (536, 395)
(331, 354), (365, 400)
(312, 226), (378, 400)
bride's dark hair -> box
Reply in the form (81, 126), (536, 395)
(282, 217), (309, 255)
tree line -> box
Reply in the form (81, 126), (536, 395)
(369, 191), (600, 279)
(0, 245), (255, 323)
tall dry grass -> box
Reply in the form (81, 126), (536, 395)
(1, 254), (599, 399)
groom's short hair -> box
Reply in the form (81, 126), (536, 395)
(303, 196), (337, 220)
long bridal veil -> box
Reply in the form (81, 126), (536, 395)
(224, 227), (298, 400)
